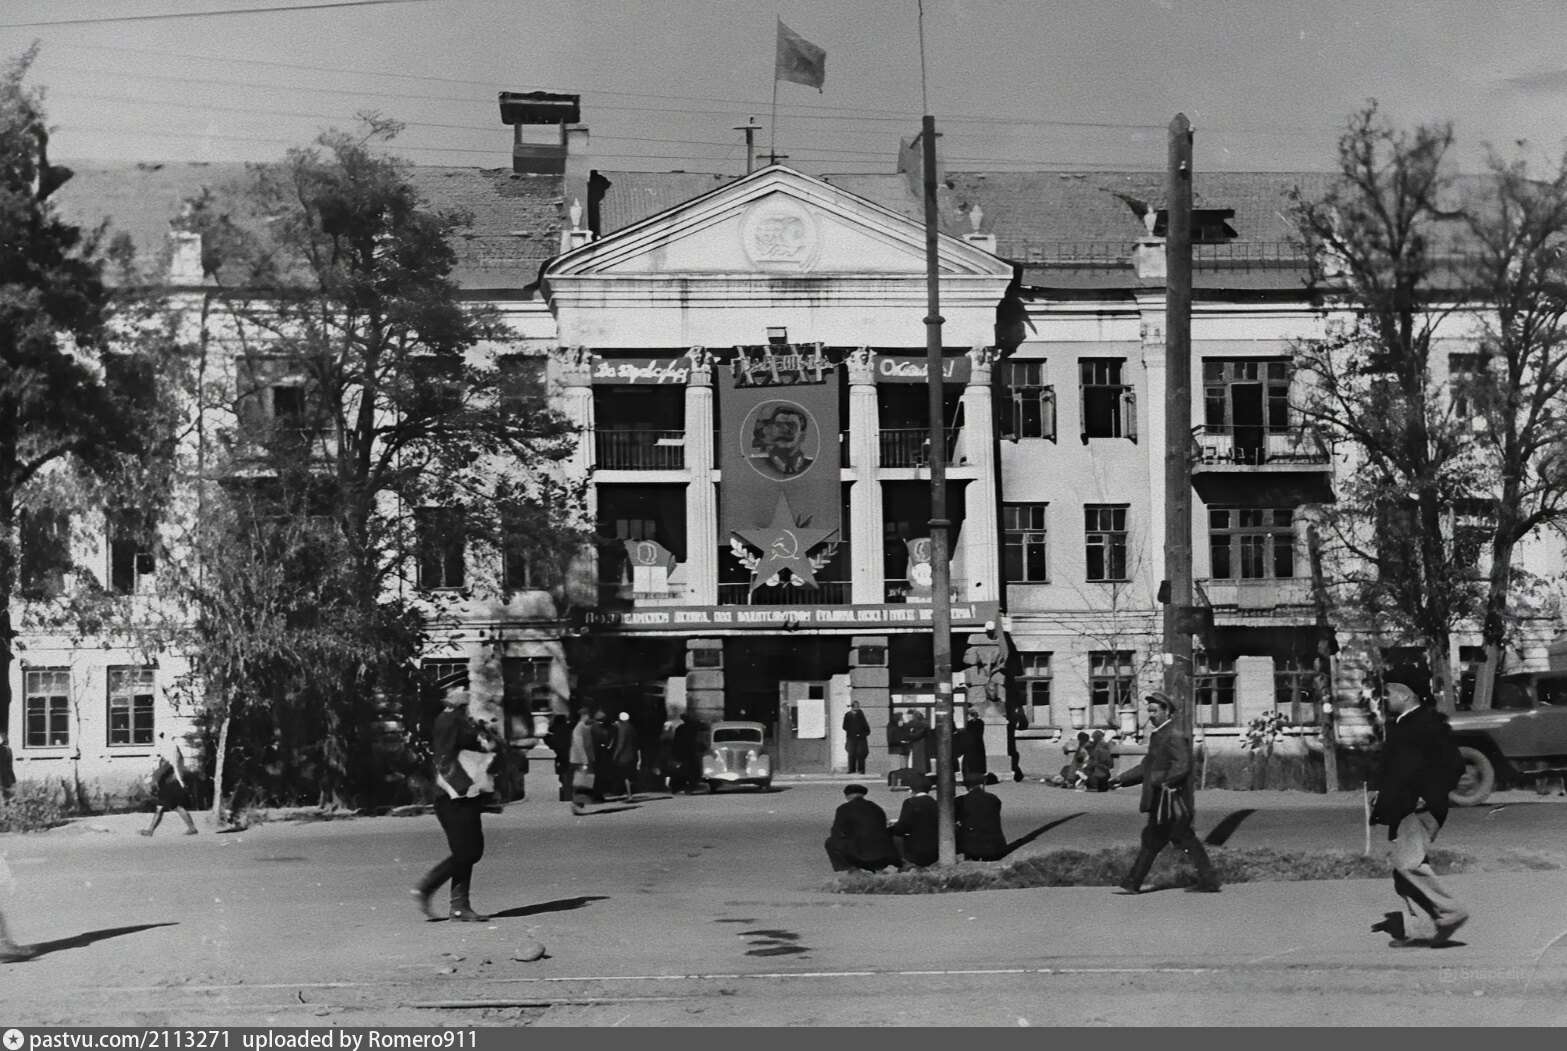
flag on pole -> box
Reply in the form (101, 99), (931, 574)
(775, 18), (826, 92)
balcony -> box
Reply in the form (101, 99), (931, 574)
(1196, 578), (1316, 626)
(1191, 425), (1329, 468)
(879, 428), (963, 468)
(595, 429), (686, 470)
(718, 581), (852, 605)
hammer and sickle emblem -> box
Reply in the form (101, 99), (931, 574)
(771, 530), (801, 559)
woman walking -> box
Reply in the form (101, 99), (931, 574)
(141, 732), (198, 836)
(412, 689), (497, 922)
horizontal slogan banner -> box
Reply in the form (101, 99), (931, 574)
(574, 601), (1000, 632)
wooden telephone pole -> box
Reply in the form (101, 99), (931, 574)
(734, 117), (761, 174)
(1163, 114), (1196, 736)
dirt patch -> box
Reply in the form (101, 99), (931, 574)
(826, 845), (1525, 895)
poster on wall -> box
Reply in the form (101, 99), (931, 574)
(719, 345), (842, 590)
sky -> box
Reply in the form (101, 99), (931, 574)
(5, 0), (1567, 177)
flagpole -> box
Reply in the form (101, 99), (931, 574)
(769, 74), (779, 165)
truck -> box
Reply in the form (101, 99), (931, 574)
(1447, 670), (1567, 806)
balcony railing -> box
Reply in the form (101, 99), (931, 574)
(595, 429), (686, 470)
(717, 581), (852, 605)
(1191, 424), (1328, 467)
(879, 427), (962, 467)
(1196, 578), (1314, 611)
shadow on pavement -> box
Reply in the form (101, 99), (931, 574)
(1002, 812), (1087, 859)
(26, 922), (178, 960)
(580, 805), (640, 816)
(1204, 809), (1258, 847)
(490, 895), (609, 919)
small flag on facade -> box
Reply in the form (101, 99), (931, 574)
(775, 18), (825, 92)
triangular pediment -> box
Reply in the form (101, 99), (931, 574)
(547, 166), (1011, 280)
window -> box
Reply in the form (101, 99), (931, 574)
(108, 667), (156, 746)
(497, 355), (547, 417)
(1088, 650), (1135, 724)
(1080, 359), (1134, 440)
(1084, 505), (1129, 581)
(1017, 652), (1053, 725)
(1457, 645), (1487, 710)
(503, 656), (553, 735)
(1000, 360), (1055, 440)
(1451, 498), (1493, 574)
(1449, 352), (1484, 419)
(1202, 360), (1291, 433)
(420, 660), (469, 706)
(503, 539), (561, 592)
(406, 355), (464, 419)
(1194, 655), (1237, 725)
(1209, 508), (1296, 579)
(1273, 656), (1320, 724)
(19, 508), (69, 598)
(1002, 504), (1049, 582)
(24, 669), (70, 748)
(416, 508), (466, 589)
(1375, 500), (1418, 575)
(109, 512), (157, 595)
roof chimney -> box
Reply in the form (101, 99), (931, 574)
(498, 90), (581, 174)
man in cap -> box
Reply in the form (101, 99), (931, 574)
(412, 685), (498, 922)
(1369, 682), (1469, 945)
(824, 784), (900, 873)
(1110, 690), (1221, 894)
(887, 774), (939, 868)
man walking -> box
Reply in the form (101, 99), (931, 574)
(824, 784), (900, 873)
(1110, 690), (1221, 894)
(1369, 683), (1469, 945)
(842, 699), (871, 775)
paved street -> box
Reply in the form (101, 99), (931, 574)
(3, 781), (1566, 1026)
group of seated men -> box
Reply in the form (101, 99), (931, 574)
(824, 779), (1006, 872)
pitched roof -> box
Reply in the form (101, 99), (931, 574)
(51, 162), (565, 290)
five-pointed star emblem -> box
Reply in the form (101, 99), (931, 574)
(734, 493), (837, 590)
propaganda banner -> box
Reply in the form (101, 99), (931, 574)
(719, 346), (841, 587)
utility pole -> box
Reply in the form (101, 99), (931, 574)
(920, 115), (957, 866)
(734, 117), (761, 174)
(1163, 114), (1195, 738)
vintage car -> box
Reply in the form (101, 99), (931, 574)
(1448, 671), (1567, 806)
(701, 721), (773, 791)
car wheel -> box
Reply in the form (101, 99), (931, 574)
(1449, 747), (1495, 807)
(705, 780), (719, 794)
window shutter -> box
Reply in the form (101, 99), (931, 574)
(1122, 387), (1137, 442)
(1042, 385), (1057, 442)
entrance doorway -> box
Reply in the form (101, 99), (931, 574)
(776, 681), (832, 773)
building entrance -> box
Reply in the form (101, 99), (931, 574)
(776, 681), (833, 773)
(724, 636), (849, 771)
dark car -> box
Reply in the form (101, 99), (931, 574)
(1448, 672), (1567, 806)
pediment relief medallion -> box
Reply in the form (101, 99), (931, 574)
(739, 195), (820, 272)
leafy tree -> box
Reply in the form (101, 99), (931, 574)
(0, 48), (167, 732)
(1290, 105), (1486, 710)
(179, 118), (585, 804)
(1457, 150), (1567, 708)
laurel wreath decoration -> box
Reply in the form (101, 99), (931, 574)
(728, 537), (842, 587)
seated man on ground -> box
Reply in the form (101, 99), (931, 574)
(888, 774), (939, 868)
(956, 781), (1008, 862)
(825, 784), (901, 873)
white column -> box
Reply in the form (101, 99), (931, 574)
(961, 345), (1001, 603)
(846, 348), (884, 605)
(684, 348), (719, 604)
(557, 345), (598, 603)
(1137, 299), (1167, 589)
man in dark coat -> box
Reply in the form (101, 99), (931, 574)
(0, 732), (15, 802)
(545, 715), (572, 803)
(843, 700), (871, 775)
(904, 710), (932, 776)
(1084, 730), (1115, 792)
(824, 784), (900, 872)
(612, 711), (639, 801)
(1369, 683), (1468, 944)
(959, 709), (988, 788)
(956, 781), (1008, 861)
(888, 775), (939, 867)
(671, 711), (704, 794)
(1110, 691), (1221, 894)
